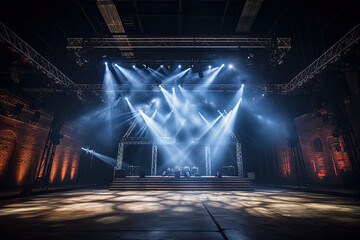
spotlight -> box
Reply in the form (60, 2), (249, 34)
(114, 63), (118, 67)
(229, 64), (233, 69)
(160, 65), (163, 68)
(143, 64), (147, 68)
(132, 65), (136, 68)
(159, 84), (162, 88)
(125, 97), (128, 100)
(242, 84), (245, 87)
(208, 65), (211, 69)
(172, 87), (175, 91)
(247, 55), (251, 59)
(178, 85), (181, 88)
(104, 61), (108, 65)
(191, 65), (194, 68)
(221, 64), (225, 67)
(178, 65), (182, 68)
(262, 93), (265, 97)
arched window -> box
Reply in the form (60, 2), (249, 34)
(313, 138), (323, 152)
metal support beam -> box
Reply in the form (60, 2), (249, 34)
(284, 23), (360, 92)
(205, 145), (211, 176)
(151, 145), (158, 176)
(77, 83), (288, 94)
(0, 21), (83, 98)
(236, 142), (243, 177)
(67, 37), (291, 50)
(116, 142), (124, 170)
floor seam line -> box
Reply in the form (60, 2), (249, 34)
(192, 191), (229, 240)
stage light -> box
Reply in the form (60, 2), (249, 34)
(159, 84), (162, 88)
(229, 64), (233, 69)
(160, 65), (163, 68)
(248, 55), (251, 59)
(242, 84), (245, 87)
(125, 97), (128, 100)
(178, 85), (181, 88)
(172, 87), (175, 91)
(208, 65), (211, 69)
(132, 65), (136, 68)
(221, 64), (225, 67)
(114, 63), (118, 67)
(104, 61), (108, 65)
(262, 93), (265, 97)
(178, 65), (182, 68)
(191, 65), (194, 68)
(143, 64), (147, 68)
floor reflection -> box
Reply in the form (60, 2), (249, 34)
(0, 189), (359, 239)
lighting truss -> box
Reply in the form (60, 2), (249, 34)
(115, 117), (243, 177)
(67, 37), (291, 50)
(284, 23), (360, 92)
(77, 83), (288, 94)
(0, 21), (84, 98)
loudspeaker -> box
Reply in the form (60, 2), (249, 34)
(175, 171), (180, 178)
(140, 171), (145, 178)
(115, 169), (127, 178)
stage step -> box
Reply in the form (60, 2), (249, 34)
(109, 177), (253, 191)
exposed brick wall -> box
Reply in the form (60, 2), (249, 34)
(272, 110), (353, 186)
(0, 90), (85, 187)
(295, 111), (352, 185)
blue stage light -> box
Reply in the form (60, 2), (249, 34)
(160, 65), (163, 68)
(132, 65), (136, 68)
(104, 61), (108, 65)
(208, 65), (211, 69)
(178, 85), (181, 88)
(178, 65), (182, 68)
(242, 84), (245, 87)
(221, 64), (225, 67)
(229, 64), (233, 69)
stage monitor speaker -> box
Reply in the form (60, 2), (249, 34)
(115, 169), (127, 178)
(140, 172), (145, 178)
(175, 171), (180, 178)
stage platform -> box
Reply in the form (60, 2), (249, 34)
(109, 176), (253, 191)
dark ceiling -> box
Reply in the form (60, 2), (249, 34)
(0, 0), (359, 106)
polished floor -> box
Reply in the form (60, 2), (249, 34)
(0, 188), (360, 239)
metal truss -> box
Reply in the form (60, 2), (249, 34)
(77, 83), (288, 94)
(284, 23), (360, 92)
(151, 145), (158, 176)
(0, 21), (83, 98)
(205, 145), (212, 176)
(67, 37), (291, 50)
(236, 142), (243, 177)
(115, 142), (124, 170)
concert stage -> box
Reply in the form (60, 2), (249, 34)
(109, 176), (253, 191)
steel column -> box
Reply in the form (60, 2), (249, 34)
(236, 142), (243, 177)
(151, 145), (158, 176)
(205, 145), (211, 176)
(116, 142), (124, 170)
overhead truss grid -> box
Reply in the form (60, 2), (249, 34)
(67, 37), (291, 50)
(0, 21), (84, 98)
